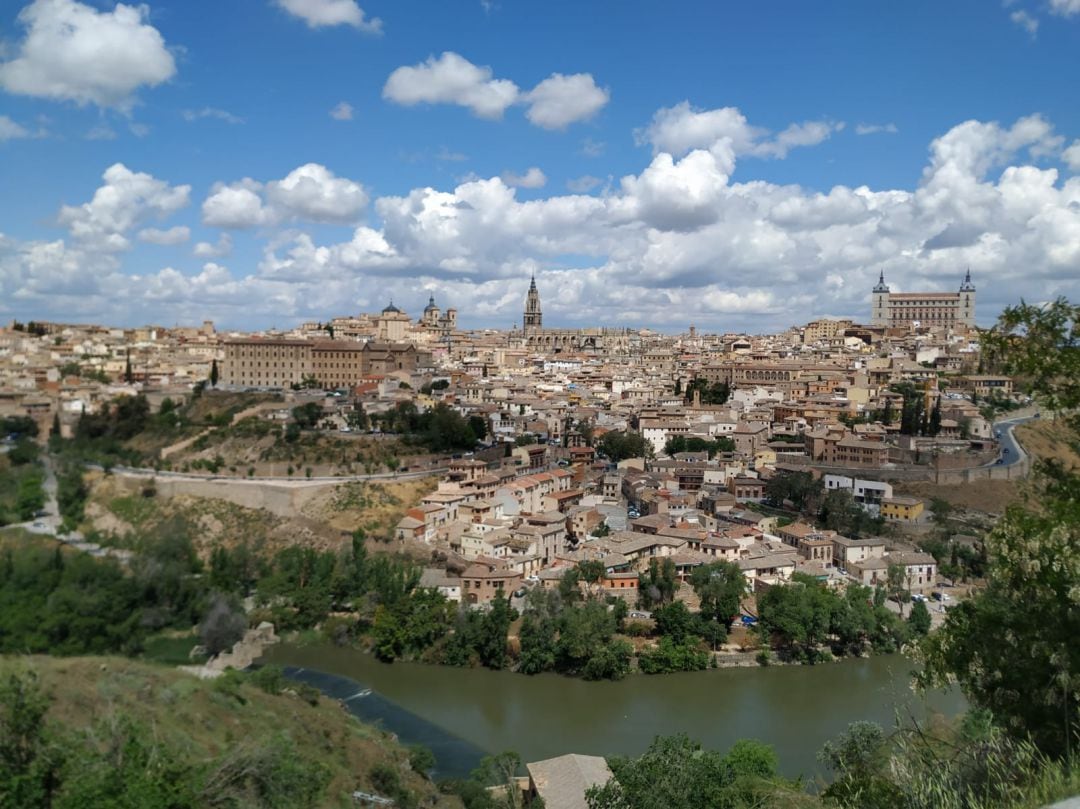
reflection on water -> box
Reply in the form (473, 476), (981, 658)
(280, 665), (486, 780)
(264, 643), (966, 779)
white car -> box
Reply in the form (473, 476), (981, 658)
(912, 593), (928, 602)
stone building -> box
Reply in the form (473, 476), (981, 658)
(376, 301), (410, 341)
(222, 338), (419, 388)
(871, 271), (976, 329)
(511, 275), (632, 352)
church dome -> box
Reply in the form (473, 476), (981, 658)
(423, 295), (438, 313)
(382, 300), (403, 314)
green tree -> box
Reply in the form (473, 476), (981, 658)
(597, 430), (649, 462)
(756, 574), (834, 663)
(817, 721), (900, 808)
(907, 599), (931, 636)
(209, 358), (219, 387)
(917, 298), (1080, 757)
(291, 402), (324, 429)
(0, 671), (63, 809)
(637, 558), (677, 609)
(586, 734), (795, 809)
(690, 561), (745, 643)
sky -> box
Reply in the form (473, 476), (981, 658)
(1, 0), (1079, 334)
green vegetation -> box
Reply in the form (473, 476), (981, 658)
(0, 445), (45, 526)
(0, 658), (443, 808)
(917, 297), (1080, 759)
(685, 378), (732, 405)
(765, 471), (885, 538)
(586, 734), (808, 809)
(888, 382), (944, 437)
(0, 530), (204, 656)
(517, 583), (632, 680)
(597, 430), (650, 461)
(369, 401), (479, 453)
(662, 434), (736, 457)
(756, 574), (912, 663)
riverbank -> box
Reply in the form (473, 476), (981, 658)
(260, 640), (966, 780)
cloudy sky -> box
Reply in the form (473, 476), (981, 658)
(1, 0), (1079, 333)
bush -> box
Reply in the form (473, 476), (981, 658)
(249, 665), (286, 695)
(408, 745), (436, 778)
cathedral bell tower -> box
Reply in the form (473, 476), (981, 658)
(871, 270), (890, 327)
(959, 269), (976, 327)
(523, 275), (543, 334)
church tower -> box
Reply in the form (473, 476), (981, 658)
(959, 269), (976, 327)
(523, 275), (543, 334)
(871, 270), (890, 327)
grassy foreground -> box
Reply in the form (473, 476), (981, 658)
(0, 655), (456, 808)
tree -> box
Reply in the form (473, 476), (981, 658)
(198, 593), (247, 656)
(690, 561), (745, 643)
(907, 599), (931, 636)
(917, 298), (1080, 758)
(756, 574), (834, 662)
(652, 601), (696, 643)
(586, 734), (795, 809)
(764, 471), (823, 513)
(468, 415), (489, 441)
(124, 350), (133, 384)
(885, 564), (908, 617)
(209, 358), (219, 387)
(928, 395), (942, 436)
(0, 671), (63, 808)
(291, 402), (324, 430)
(817, 721), (900, 808)
(597, 430), (649, 462)
(637, 558), (676, 609)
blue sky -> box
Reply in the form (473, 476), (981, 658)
(2, 0), (1079, 332)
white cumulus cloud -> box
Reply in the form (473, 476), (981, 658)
(58, 163), (191, 252)
(1063, 140), (1080, 172)
(383, 52), (519, 119)
(637, 101), (841, 160)
(0, 116), (30, 141)
(1049, 0), (1080, 16)
(523, 73), (609, 129)
(275, 0), (382, 32)
(501, 167), (547, 188)
(329, 101), (354, 120)
(265, 163), (369, 223)
(138, 226), (190, 245)
(194, 233), (233, 258)
(384, 53), (609, 129)
(202, 164), (368, 227)
(0, 0), (176, 109)
(1010, 10), (1039, 35)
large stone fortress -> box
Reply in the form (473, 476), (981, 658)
(871, 271), (976, 330)
(512, 276), (632, 352)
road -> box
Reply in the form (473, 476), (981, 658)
(90, 463), (448, 486)
(9, 455), (132, 562)
(989, 413), (1037, 468)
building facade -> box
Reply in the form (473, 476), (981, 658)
(511, 276), (632, 352)
(871, 271), (976, 329)
(222, 338), (419, 388)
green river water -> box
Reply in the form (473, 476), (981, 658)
(261, 642), (966, 778)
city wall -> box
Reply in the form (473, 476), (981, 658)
(111, 474), (329, 518)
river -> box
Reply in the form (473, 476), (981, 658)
(261, 642), (965, 780)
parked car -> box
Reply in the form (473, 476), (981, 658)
(912, 593), (929, 602)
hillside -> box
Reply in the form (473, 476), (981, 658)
(0, 655), (459, 808)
